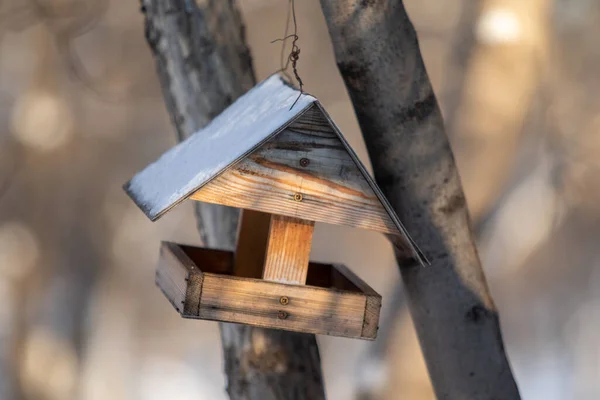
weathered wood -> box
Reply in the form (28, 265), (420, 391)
(156, 242), (381, 340)
(142, 1), (326, 398)
(124, 75), (315, 221)
(199, 274), (366, 338)
(156, 242), (228, 314)
(156, 242), (195, 312)
(191, 105), (398, 235)
(233, 210), (271, 279)
(319, 0), (521, 398)
(263, 215), (314, 284)
(361, 295), (382, 340)
(331, 263), (381, 339)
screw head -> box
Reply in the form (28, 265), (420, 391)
(277, 310), (288, 320)
(280, 296), (289, 305)
(299, 158), (310, 167)
(293, 193), (303, 202)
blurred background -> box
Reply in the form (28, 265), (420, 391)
(0, 0), (599, 399)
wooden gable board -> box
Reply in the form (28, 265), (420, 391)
(191, 105), (398, 234)
(192, 103), (428, 265)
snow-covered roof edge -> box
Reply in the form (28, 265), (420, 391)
(124, 74), (317, 221)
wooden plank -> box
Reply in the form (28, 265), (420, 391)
(361, 295), (382, 339)
(198, 273), (368, 339)
(190, 105), (398, 235)
(156, 242), (200, 314)
(234, 210), (272, 279)
(183, 273), (204, 316)
(331, 263), (381, 339)
(263, 215), (314, 284)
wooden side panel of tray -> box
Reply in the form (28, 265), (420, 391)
(156, 242), (382, 340)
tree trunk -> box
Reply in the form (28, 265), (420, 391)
(140, 1), (325, 399)
(319, 1), (520, 399)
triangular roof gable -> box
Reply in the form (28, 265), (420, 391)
(125, 75), (427, 265)
(192, 104), (400, 232)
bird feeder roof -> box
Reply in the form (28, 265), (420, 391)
(124, 74), (427, 265)
(125, 75), (316, 220)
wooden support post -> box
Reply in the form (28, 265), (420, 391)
(263, 215), (314, 284)
(233, 210), (272, 278)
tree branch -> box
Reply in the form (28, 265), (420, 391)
(141, 1), (325, 398)
(319, 1), (520, 398)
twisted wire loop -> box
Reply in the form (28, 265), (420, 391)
(271, 0), (303, 109)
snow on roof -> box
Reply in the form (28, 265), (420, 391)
(124, 74), (317, 221)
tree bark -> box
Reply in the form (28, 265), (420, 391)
(140, 1), (325, 399)
(319, 1), (520, 399)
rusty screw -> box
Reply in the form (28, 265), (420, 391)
(280, 296), (289, 305)
(299, 158), (310, 167)
(293, 193), (303, 202)
(277, 311), (288, 320)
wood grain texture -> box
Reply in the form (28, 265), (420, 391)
(263, 215), (314, 284)
(331, 263), (381, 338)
(183, 273), (204, 316)
(191, 105), (398, 235)
(155, 242), (200, 314)
(234, 209), (272, 279)
(199, 273), (367, 338)
(361, 294), (382, 339)
(155, 242), (381, 339)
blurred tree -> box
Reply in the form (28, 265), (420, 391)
(449, 0), (550, 223)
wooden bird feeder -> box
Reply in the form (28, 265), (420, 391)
(124, 75), (425, 340)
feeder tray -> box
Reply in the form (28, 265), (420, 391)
(157, 241), (381, 339)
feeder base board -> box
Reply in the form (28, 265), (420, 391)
(156, 242), (381, 340)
